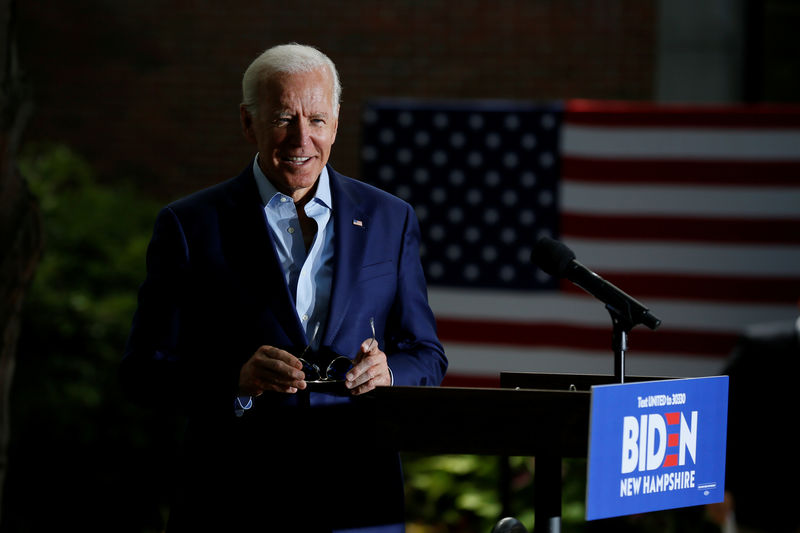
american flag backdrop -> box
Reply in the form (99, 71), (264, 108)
(360, 99), (800, 387)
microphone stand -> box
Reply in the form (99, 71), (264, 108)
(607, 304), (632, 384)
(605, 295), (661, 383)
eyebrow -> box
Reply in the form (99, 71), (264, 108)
(272, 110), (331, 119)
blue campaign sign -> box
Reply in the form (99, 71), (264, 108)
(586, 376), (728, 521)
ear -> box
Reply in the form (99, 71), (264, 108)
(239, 104), (257, 144)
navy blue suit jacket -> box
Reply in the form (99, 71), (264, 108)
(122, 163), (447, 531)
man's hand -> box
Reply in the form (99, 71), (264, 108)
(345, 338), (391, 395)
(239, 346), (307, 396)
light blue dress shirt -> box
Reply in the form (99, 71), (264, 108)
(236, 155), (335, 416)
(252, 155), (335, 345)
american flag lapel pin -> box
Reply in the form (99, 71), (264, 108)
(352, 219), (363, 227)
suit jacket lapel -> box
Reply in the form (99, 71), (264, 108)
(220, 167), (307, 349)
(323, 167), (369, 347)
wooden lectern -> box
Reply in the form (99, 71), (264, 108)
(361, 372), (673, 533)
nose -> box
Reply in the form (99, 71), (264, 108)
(286, 119), (310, 147)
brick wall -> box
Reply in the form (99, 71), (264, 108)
(18, 0), (656, 200)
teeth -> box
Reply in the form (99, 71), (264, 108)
(286, 156), (310, 162)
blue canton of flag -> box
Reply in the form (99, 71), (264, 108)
(360, 100), (563, 290)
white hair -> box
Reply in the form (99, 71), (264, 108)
(241, 43), (341, 117)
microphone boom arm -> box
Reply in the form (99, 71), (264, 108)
(565, 260), (661, 331)
(531, 237), (662, 383)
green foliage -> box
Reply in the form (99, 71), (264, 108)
(3, 143), (173, 532)
(404, 454), (505, 531)
(402, 454), (589, 533)
(402, 453), (721, 533)
(15, 142), (159, 424)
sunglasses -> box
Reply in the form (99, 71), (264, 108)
(299, 356), (354, 383)
(298, 318), (376, 383)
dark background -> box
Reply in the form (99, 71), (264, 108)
(17, 0), (800, 199)
(3, 1), (799, 531)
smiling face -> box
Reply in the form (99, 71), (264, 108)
(240, 67), (339, 202)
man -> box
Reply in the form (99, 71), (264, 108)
(121, 43), (447, 532)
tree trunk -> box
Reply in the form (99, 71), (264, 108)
(0, 0), (41, 519)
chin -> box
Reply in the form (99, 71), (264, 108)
(286, 165), (323, 181)
(277, 175), (316, 194)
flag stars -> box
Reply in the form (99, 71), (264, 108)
(502, 191), (519, 207)
(431, 187), (447, 204)
(501, 227), (517, 244)
(464, 264), (480, 281)
(428, 261), (444, 279)
(446, 245), (462, 261)
(429, 224), (446, 241)
(521, 171), (537, 188)
(503, 152), (519, 168)
(396, 148), (412, 164)
(469, 114), (484, 130)
(541, 113), (556, 130)
(395, 184), (411, 200)
(467, 151), (483, 167)
(449, 169), (465, 186)
(450, 132), (466, 148)
(379, 165), (394, 182)
(361, 105), (560, 290)
(447, 206), (464, 223)
(466, 189), (483, 205)
(499, 265), (516, 282)
(521, 133), (537, 150)
(433, 113), (449, 129)
(484, 170), (501, 187)
(464, 226), (481, 243)
(505, 114), (521, 130)
(485, 132), (502, 149)
(414, 131), (431, 146)
(398, 111), (414, 127)
(380, 128), (395, 144)
(519, 209), (535, 225)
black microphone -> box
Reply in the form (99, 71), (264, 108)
(532, 237), (661, 330)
